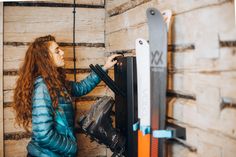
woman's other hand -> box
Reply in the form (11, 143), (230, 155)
(103, 54), (122, 70)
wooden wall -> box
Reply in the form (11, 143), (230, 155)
(106, 0), (236, 157)
(2, 0), (236, 157)
(3, 1), (113, 156)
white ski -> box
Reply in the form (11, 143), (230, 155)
(135, 38), (151, 135)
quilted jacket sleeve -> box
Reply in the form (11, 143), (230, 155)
(32, 82), (77, 155)
(69, 66), (107, 97)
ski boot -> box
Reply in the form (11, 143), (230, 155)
(78, 96), (125, 156)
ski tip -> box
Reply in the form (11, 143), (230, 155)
(146, 7), (162, 18)
(135, 38), (149, 47)
(146, 8), (172, 31)
(162, 9), (172, 17)
(135, 38), (149, 55)
(162, 9), (172, 31)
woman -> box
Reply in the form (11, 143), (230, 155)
(13, 35), (119, 157)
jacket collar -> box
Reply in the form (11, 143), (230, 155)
(34, 76), (44, 85)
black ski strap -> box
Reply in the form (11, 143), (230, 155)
(89, 64), (126, 97)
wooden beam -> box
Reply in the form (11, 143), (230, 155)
(219, 40), (236, 47)
(3, 68), (92, 76)
(4, 42), (105, 47)
(4, 132), (31, 141)
(167, 90), (196, 100)
(4, 1), (104, 8)
(0, 3), (3, 157)
(107, 0), (151, 17)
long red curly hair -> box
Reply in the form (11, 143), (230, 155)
(13, 35), (71, 132)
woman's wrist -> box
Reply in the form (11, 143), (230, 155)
(101, 65), (108, 72)
(102, 64), (109, 71)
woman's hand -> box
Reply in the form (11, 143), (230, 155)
(103, 54), (122, 71)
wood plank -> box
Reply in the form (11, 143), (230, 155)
(4, 106), (26, 133)
(196, 71), (236, 100)
(106, 0), (130, 11)
(0, 3), (3, 157)
(4, 6), (104, 43)
(4, 131), (31, 140)
(4, 45), (106, 70)
(168, 73), (196, 96)
(219, 27), (236, 41)
(196, 85), (221, 118)
(3, 75), (18, 91)
(4, 1), (104, 9)
(5, 138), (30, 157)
(76, 134), (107, 157)
(18, 0), (104, 6)
(63, 46), (106, 69)
(221, 72), (236, 100)
(66, 69), (115, 84)
(106, 22), (148, 52)
(194, 48), (236, 73)
(106, 1), (153, 35)
(76, 0), (104, 6)
(106, 0), (151, 17)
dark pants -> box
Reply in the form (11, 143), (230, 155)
(27, 153), (36, 157)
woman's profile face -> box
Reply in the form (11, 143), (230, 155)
(48, 41), (65, 67)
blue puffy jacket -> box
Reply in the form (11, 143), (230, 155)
(27, 71), (102, 157)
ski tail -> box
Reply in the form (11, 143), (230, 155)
(138, 131), (150, 157)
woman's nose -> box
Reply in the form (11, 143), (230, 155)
(59, 49), (64, 56)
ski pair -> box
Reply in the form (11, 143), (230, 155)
(135, 8), (172, 157)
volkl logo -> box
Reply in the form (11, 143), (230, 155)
(151, 50), (163, 67)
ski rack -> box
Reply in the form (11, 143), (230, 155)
(133, 120), (186, 140)
(89, 64), (126, 97)
(90, 64), (186, 140)
(152, 123), (186, 140)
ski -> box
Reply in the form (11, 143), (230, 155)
(135, 38), (151, 157)
(146, 8), (171, 157)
